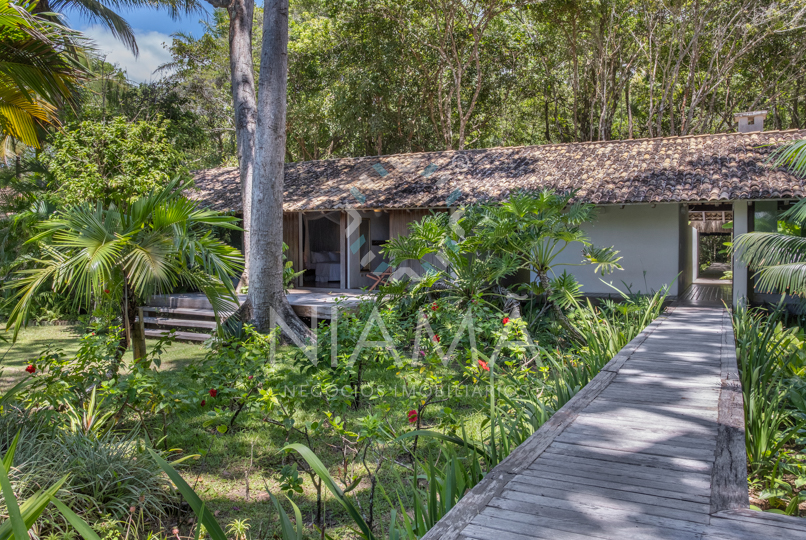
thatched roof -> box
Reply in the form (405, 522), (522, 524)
(190, 129), (806, 212)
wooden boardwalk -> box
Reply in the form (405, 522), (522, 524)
(423, 305), (806, 539)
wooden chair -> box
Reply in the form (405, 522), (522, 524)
(367, 266), (394, 291)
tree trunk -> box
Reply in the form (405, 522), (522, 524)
(206, 0), (257, 291)
(229, 0), (256, 291)
(250, 0), (312, 341)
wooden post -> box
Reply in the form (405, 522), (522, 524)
(297, 212), (304, 287)
(340, 212), (346, 289)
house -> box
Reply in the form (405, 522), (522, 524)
(190, 116), (806, 306)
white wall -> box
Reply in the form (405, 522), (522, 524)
(732, 201), (749, 306)
(678, 204), (696, 293)
(550, 204), (682, 296)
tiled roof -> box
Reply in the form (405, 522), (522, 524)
(190, 129), (806, 212)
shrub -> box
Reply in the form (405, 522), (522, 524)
(0, 417), (174, 526)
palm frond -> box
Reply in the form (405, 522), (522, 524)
(734, 232), (806, 268)
(768, 138), (806, 178)
(752, 263), (806, 296)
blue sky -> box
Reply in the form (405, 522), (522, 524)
(64, 5), (214, 82)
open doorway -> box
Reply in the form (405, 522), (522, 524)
(302, 213), (342, 288)
(697, 233), (732, 283)
(681, 203), (733, 306)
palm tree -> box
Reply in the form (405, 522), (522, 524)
(0, 0), (88, 156)
(5, 178), (243, 361)
(733, 139), (806, 296)
(34, 0), (202, 56)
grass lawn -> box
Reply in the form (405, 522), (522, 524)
(0, 323), (490, 538)
(0, 324), (207, 389)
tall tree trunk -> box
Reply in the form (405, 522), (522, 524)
(625, 77), (633, 139)
(207, 0), (257, 291)
(250, 0), (312, 341)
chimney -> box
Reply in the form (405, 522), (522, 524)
(734, 110), (768, 133)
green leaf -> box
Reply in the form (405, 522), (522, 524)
(0, 432), (27, 540)
(283, 443), (376, 540)
(395, 430), (492, 463)
(148, 449), (227, 540)
(50, 499), (102, 540)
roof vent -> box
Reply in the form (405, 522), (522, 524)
(734, 111), (768, 133)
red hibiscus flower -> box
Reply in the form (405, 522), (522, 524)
(209, 389), (217, 397)
(407, 410), (418, 424)
(502, 317), (510, 325)
(25, 365), (35, 374)
(478, 360), (490, 371)
(200, 400), (206, 407)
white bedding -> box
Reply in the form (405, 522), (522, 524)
(315, 262), (340, 282)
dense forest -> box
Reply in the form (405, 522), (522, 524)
(79, 0), (806, 168)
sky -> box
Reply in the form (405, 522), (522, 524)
(64, 5), (214, 83)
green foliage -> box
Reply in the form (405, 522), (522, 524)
(0, 0), (87, 155)
(732, 305), (806, 513)
(5, 177), (243, 342)
(186, 325), (278, 430)
(0, 421), (171, 531)
(42, 117), (190, 206)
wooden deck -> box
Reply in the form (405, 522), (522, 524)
(149, 288), (367, 319)
(423, 305), (806, 539)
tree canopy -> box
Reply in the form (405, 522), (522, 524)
(150, 0), (806, 166)
(43, 117), (190, 205)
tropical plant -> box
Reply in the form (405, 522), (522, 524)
(732, 198), (806, 296)
(33, 0), (201, 56)
(383, 211), (520, 306)
(768, 138), (806, 178)
(572, 284), (670, 376)
(0, 432), (103, 540)
(0, 0), (87, 156)
(732, 306), (805, 476)
(477, 190), (623, 342)
(732, 138), (806, 297)
(4, 178), (243, 361)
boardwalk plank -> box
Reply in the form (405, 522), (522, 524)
(508, 477), (711, 513)
(488, 494), (709, 535)
(530, 453), (713, 489)
(472, 507), (704, 540)
(554, 432), (718, 460)
(500, 487), (712, 525)
(572, 414), (715, 435)
(422, 305), (806, 539)
(544, 442), (713, 473)
(520, 467), (711, 502)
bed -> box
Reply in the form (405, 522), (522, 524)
(310, 251), (341, 283)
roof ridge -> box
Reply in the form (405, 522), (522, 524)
(282, 128), (806, 167)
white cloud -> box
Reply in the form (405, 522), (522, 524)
(81, 25), (175, 83)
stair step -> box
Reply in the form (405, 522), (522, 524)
(144, 329), (210, 342)
(141, 306), (216, 318)
(139, 317), (218, 329)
